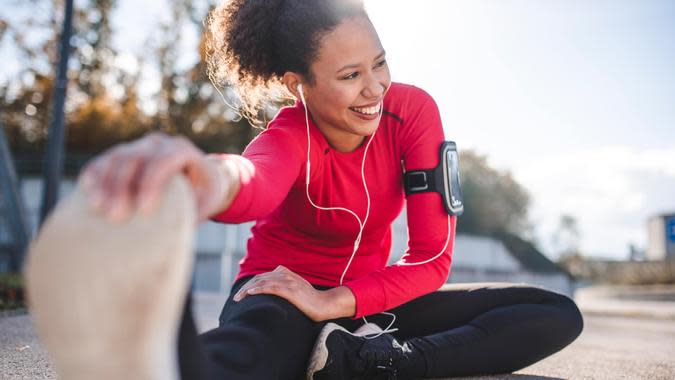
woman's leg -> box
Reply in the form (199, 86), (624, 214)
(177, 293), (213, 380)
(386, 282), (584, 378)
(177, 277), (335, 380)
(26, 176), (197, 380)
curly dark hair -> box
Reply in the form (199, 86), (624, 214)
(205, 0), (368, 126)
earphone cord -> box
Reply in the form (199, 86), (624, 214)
(298, 90), (452, 339)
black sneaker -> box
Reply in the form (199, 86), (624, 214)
(307, 322), (415, 380)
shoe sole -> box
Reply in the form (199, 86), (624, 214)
(306, 322), (352, 380)
(24, 175), (196, 380)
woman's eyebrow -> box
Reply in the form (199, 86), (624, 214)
(336, 50), (386, 73)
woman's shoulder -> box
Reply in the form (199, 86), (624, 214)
(257, 101), (311, 143)
(384, 82), (437, 115)
(267, 101), (305, 130)
(249, 101), (324, 162)
(386, 82), (435, 102)
(240, 102), (307, 153)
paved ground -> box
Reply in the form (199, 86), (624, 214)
(2, 286), (675, 379)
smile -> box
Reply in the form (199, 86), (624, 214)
(349, 103), (381, 116)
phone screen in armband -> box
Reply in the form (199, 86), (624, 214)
(442, 142), (464, 215)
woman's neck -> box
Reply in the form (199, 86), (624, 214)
(317, 126), (367, 153)
(308, 110), (367, 153)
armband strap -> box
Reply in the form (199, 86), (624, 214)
(404, 170), (436, 195)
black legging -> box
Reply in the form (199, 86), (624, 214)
(177, 276), (584, 379)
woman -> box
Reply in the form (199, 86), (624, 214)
(32, 0), (584, 379)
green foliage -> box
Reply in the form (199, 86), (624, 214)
(0, 272), (24, 312)
(457, 150), (531, 237)
(0, 272), (22, 288)
(0, 0), (257, 159)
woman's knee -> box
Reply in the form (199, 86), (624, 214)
(206, 295), (321, 377)
(556, 294), (584, 344)
(531, 287), (584, 345)
(220, 293), (309, 328)
(490, 283), (584, 345)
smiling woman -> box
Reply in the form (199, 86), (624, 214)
(25, 0), (584, 379)
(205, 0), (390, 152)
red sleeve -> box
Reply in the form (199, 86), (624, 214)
(209, 125), (305, 224)
(344, 88), (456, 318)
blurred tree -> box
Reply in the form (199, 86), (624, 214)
(0, 0), (57, 154)
(72, 0), (116, 99)
(0, 19), (7, 41)
(1, 0), (260, 166)
(456, 150), (532, 237)
(551, 214), (581, 260)
(0, 73), (54, 153)
(152, 0), (258, 154)
(0, 0), (133, 155)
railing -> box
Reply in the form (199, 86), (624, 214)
(0, 124), (30, 272)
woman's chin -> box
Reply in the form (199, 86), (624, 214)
(349, 113), (382, 135)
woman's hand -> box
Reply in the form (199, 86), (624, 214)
(79, 132), (237, 223)
(233, 265), (354, 322)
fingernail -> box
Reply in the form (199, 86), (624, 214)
(139, 196), (154, 215)
(89, 192), (104, 211)
(82, 175), (94, 191)
(109, 203), (128, 222)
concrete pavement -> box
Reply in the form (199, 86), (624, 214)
(574, 284), (675, 320)
(2, 287), (675, 379)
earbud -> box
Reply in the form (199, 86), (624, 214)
(297, 83), (306, 104)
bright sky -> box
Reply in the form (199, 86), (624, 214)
(3, 0), (673, 260)
(364, 0), (675, 260)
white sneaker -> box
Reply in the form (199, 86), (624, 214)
(24, 175), (196, 380)
(353, 322), (384, 337)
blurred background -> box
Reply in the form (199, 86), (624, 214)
(1, 0), (674, 312)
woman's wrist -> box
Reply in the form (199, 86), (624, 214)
(205, 154), (241, 218)
(320, 286), (356, 320)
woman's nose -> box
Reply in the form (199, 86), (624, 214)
(362, 73), (387, 100)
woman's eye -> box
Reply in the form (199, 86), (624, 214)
(341, 60), (386, 80)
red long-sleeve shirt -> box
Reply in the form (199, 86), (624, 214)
(211, 82), (456, 319)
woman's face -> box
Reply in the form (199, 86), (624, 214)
(302, 16), (391, 152)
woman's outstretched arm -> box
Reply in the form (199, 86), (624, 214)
(79, 132), (240, 224)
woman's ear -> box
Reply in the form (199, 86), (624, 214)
(282, 72), (304, 100)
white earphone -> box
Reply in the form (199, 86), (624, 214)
(297, 81), (451, 338)
(297, 81), (375, 282)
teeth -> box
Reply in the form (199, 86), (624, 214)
(351, 103), (381, 115)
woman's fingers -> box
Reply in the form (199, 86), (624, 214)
(80, 159), (106, 211)
(77, 132), (225, 222)
(105, 154), (144, 221)
(137, 141), (198, 215)
(232, 277), (259, 301)
(233, 266), (298, 302)
(83, 141), (154, 219)
(231, 267), (327, 321)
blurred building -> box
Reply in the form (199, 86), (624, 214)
(646, 213), (675, 261)
(3, 177), (578, 298)
(202, 207), (577, 297)
(388, 211), (577, 297)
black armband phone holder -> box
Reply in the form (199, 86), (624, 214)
(403, 141), (464, 216)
